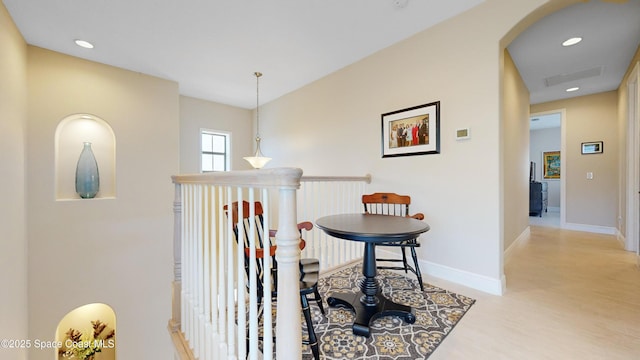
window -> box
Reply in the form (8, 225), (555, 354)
(201, 130), (230, 172)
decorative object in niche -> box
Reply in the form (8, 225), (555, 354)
(75, 142), (100, 198)
(55, 113), (116, 200)
(381, 101), (440, 158)
(58, 319), (115, 360)
(581, 141), (603, 154)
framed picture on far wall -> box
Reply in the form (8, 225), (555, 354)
(543, 151), (560, 179)
(381, 101), (440, 158)
(581, 141), (603, 154)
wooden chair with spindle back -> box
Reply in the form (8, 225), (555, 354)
(362, 192), (425, 291)
(224, 200), (324, 360)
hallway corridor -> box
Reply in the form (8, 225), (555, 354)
(428, 226), (640, 359)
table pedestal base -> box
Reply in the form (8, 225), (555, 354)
(327, 292), (416, 337)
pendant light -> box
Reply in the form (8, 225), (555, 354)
(244, 71), (272, 169)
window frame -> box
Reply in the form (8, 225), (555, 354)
(200, 129), (231, 172)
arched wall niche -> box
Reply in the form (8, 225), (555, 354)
(55, 113), (116, 200)
(55, 303), (117, 360)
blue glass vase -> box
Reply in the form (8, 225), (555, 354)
(75, 142), (100, 199)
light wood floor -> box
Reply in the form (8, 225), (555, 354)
(426, 226), (640, 360)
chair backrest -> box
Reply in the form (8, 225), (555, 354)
(224, 200), (271, 253)
(362, 192), (424, 220)
(223, 201), (314, 294)
(362, 192), (411, 216)
(223, 201), (275, 295)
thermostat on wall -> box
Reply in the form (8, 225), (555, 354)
(456, 127), (471, 140)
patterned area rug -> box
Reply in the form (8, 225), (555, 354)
(300, 263), (475, 359)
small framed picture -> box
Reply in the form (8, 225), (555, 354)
(381, 101), (440, 158)
(581, 141), (603, 155)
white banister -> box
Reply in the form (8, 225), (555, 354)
(298, 175), (371, 272)
(275, 186), (303, 360)
(169, 168), (303, 360)
(169, 183), (183, 344)
(170, 170), (373, 360)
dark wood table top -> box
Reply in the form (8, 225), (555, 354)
(315, 213), (429, 243)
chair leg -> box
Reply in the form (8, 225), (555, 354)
(409, 246), (424, 292)
(400, 246), (409, 274)
(301, 294), (320, 360)
(313, 286), (325, 315)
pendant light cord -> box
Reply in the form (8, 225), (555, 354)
(255, 71), (262, 140)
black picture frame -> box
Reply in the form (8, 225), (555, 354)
(381, 101), (440, 158)
(581, 141), (603, 154)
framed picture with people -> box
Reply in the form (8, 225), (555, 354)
(381, 101), (440, 158)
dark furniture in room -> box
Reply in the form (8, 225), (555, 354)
(529, 181), (547, 217)
(315, 213), (430, 337)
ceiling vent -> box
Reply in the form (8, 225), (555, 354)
(544, 66), (602, 87)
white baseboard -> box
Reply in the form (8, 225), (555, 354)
(562, 222), (616, 235)
(376, 247), (505, 296)
(421, 259), (505, 295)
(616, 228), (626, 248)
(504, 227), (530, 263)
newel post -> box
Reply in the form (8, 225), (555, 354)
(275, 184), (302, 359)
(169, 182), (182, 332)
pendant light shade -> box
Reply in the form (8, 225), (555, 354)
(244, 72), (272, 169)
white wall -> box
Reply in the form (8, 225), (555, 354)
(27, 47), (178, 359)
(179, 95), (253, 173)
(530, 126), (561, 209)
(617, 46), (640, 239)
(256, 0), (555, 294)
(0, 3), (28, 359)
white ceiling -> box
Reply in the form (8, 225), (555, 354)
(509, 0), (640, 105)
(3, 0), (483, 109)
(4, 1), (640, 110)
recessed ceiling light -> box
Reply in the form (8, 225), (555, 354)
(566, 87), (580, 92)
(393, 0), (409, 8)
(562, 37), (582, 47)
(74, 39), (94, 49)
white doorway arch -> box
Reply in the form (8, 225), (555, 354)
(625, 61), (640, 256)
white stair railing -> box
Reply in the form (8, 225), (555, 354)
(169, 168), (303, 360)
(298, 175), (371, 272)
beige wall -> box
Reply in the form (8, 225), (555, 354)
(256, 0), (557, 294)
(502, 49), (531, 252)
(0, 3), (28, 359)
(4, 6), (621, 357)
(531, 91), (619, 228)
(179, 95), (253, 173)
(27, 47), (178, 359)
